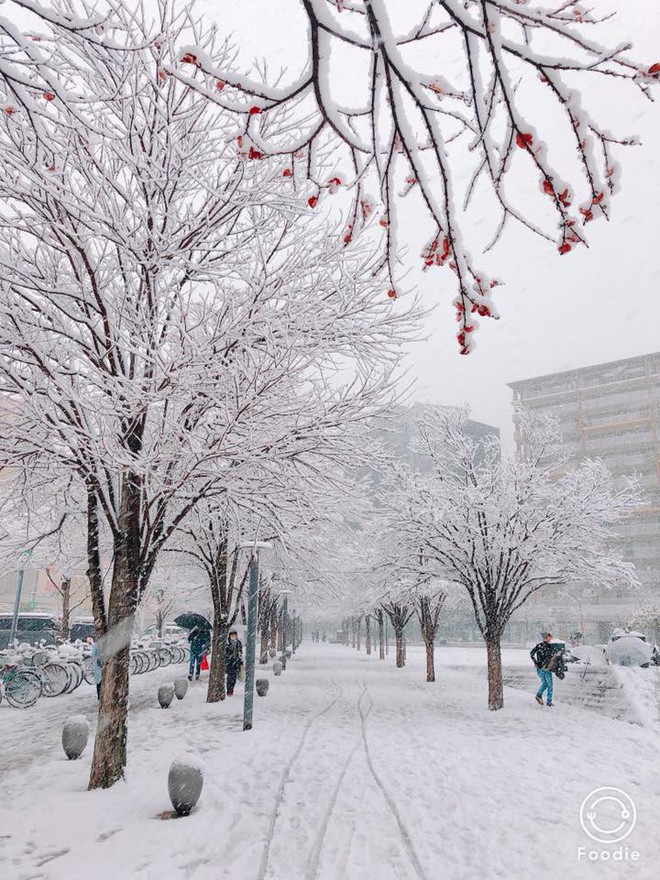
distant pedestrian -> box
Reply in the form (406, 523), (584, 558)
(225, 629), (243, 696)
(188, 626), (209, 681)
(531, 632), (556, 706)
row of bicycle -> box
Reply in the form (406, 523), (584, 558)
(0, 640), (190, 709)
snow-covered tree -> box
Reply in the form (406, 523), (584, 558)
(0, 9), (409, 788)
(384, 408), (640, 709)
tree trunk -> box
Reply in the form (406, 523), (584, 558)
(423, 632), (435, 682)
(156, 609), (164, 639)
(60, 578), (71, 640)
(259, 621), (269, 664)
(86, 487), (107, 639)
(365, 615), (372, 655)
(486, 635), (504, 710)
(270, 606), (279, 654)
(356, 615), (362, 651)
(277, 612), (283, 651)
(378, 611), (384, 660)
(395, 627), (405, 668)
(351, 618), (357, 648)
(207, 616), (229, 703)
(88, 474), (141, 790)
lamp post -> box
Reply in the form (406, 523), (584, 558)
(9, 550), (31, 645)
(239, 542), (271, 732)
(9, 569), (26, 646)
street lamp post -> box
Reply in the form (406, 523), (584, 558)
(9, 568), (26, 646)
(9, 551), (31, 646)
(239, 542), (271, 732)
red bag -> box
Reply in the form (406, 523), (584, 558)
(200, 653), (209, 671)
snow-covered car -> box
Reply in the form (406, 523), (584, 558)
(605, 629), (654, 667)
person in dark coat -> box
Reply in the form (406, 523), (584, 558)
(225, 629), (243, 696)
(188, 626), (210, 681)
(530, 632), (556, 706)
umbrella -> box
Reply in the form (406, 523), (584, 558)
(174, 613), (212, 631)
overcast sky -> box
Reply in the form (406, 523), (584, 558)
(203, 0), (660, 443)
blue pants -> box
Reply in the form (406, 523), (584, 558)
(189, 651), (202, 678)
(536, 669), (553, 704)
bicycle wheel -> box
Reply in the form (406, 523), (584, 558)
(134, 651), (148, 674)
(65, 662), (83, 693)
(128, 653), (138, 675)
(82, 657), (96, 684)
(41, 661), (69, 697)
(5, 669), (42, 708)
(159, 647), (172, 667)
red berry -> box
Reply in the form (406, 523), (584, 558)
(180, 53), (197, 65)
(558, 243), (572, 255)
(43, 92), (55, 101)
(308, 196), (318, 208)
(282, 168), (292, 177)
(516, 132), (533, 149)
(387, 289), (397, 299)
(249, 106), (261, 115)
(215, 80), (226, 91)
(648, 63), (660, 74)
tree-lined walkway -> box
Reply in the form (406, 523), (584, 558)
(2, 644), (660, 879)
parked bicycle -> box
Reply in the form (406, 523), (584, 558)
(0, 652), (42, 708)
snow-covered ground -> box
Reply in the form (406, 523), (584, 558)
(1, 643), (659, 880)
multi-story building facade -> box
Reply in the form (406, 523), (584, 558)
(508, 351), (660, 640)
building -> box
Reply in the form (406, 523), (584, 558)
(508, 351), (660, 639)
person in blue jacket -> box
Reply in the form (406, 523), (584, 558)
(188, 626), (210, 681)
(90, 638), (102, 699)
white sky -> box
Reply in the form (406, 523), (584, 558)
(203, 0), (660, 443)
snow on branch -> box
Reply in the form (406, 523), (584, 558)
(168, 0), (658, 352)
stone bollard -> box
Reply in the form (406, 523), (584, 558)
(272, 661), (283, 676)
(173, 678), (188, 700)
(168, 757), (204, 816)
(256, 678), (269, 697)
(158, 683), (175, 708)
(62, 716), (90, 760)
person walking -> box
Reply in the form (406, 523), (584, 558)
(225, 629), (243, 696)
(188, 626), (209, 681)
(530, 632), (556, 706)
(90, 637), (102, 700)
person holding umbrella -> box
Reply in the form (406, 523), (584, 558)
(174, 614), (212, 682)
(188, 625), (210, 681)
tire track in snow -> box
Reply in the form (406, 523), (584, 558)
(358, 675), (428, 880)
(305, 678), (362, 880)
(257, 679), (344, 880)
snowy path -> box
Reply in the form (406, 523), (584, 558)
(1, 644), (660, 880)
